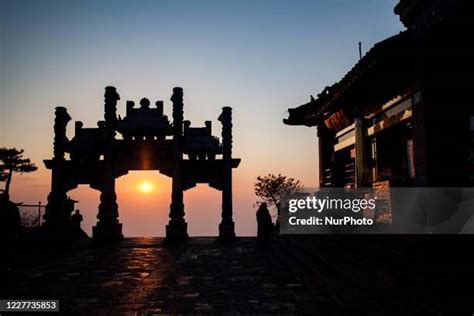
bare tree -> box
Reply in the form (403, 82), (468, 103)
(20, 211), (40, 229)
(254, 173), (301, 217)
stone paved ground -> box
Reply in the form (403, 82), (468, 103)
(5, 236), (474, 314)
(6, 238), (321, 314)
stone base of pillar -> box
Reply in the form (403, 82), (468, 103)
(165, 221), (188, 243)
(92, 221), (123, 242)
(218, 221), (235, 241)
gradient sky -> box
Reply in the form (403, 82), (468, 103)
(0, 0), (404, 236)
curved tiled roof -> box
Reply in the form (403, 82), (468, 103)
(284, 31), (411, 127)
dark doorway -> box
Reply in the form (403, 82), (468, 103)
(373, 120), (414, 186)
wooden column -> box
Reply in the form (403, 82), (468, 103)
(354, 116), (367, 187)
(218, 107), (236, 241)
(317, 124), (335, 187)
(165, 87), (188, 242)
(93, 86), (123, 241)
(44, 107), (71, 232)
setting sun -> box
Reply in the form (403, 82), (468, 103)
(139, 181), (153, 193)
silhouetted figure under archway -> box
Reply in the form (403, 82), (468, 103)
(70, 209), (87, 239)
(71, 209), (83, 230)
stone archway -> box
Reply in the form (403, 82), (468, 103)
(43, 87), (240, 242)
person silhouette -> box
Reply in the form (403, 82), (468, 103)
(256, 203), (274, 245)
(71, 209), (83, 230)
(0, 192), (21, 281)
(0, 192), (21, 241)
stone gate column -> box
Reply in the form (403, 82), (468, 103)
(44, 107), (71, 232)
(218, 107), (236, 241)
(92, 86), (123, 241)
(165, 87), (188, 242)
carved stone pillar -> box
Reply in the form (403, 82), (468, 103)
(218, 106), (236, 241)
(165, 87), (188, 242)
(93, 161), (122, 241)
(104, 86), (119, 126)
(92, 87), (123, 241)
(44, 107), (71, 232)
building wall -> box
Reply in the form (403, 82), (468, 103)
(409, 5), (474, 187)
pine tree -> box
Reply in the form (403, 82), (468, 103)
(0, 148), (38, 195)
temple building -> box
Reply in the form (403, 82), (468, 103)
(284, 0), (474, 188)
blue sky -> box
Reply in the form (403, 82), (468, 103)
(0, 0), (404, 236)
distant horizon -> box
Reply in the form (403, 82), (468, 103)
(0, 0), (404, 236)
